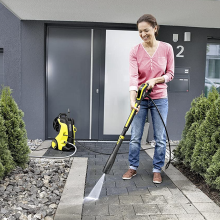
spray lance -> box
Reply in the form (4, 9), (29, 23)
(103, 83), (152, 174)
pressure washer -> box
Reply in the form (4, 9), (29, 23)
(30, 110), (78, 159)
(51, 111), (77, 151)
(103, 83), (171, 174)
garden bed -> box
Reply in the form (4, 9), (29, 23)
(172, 162), (220, 207)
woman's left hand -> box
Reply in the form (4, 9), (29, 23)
(146, 78), (156, 90)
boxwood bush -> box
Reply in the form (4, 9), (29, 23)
(0, 86), (30, 169)
(174, 87), (220, 190)
(0, 113), (15, 178)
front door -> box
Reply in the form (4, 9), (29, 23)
(46, 27), (93, 139)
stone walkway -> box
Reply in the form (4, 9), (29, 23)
(33, 141), (220, 220)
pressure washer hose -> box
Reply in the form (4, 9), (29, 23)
(29, 142), (77, 159)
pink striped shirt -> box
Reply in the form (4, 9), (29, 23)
(129, 41), (174, 99)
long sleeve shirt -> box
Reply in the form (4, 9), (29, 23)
(129, 41), (174, 99)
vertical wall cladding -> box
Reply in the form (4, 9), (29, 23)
(0, 3), (21, 106)
(21, 21), (45, 140)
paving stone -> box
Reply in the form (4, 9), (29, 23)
(85, 179), (97, 188)
(181, 190), (213, 203)
(82, 203), (109, 216)
(167, 174), (189, 181)
(155, 177), (176, 188)
(86, 174), (104, 181)
(149, 187), (173, 196)
(95, 161), (107, 165)
(134, 178), (155, 187)
(162, 164), (183, 176)
(127, 186), (150, 196)
(149, 215), (178, 220)
(141, 195), (167, 204)
(168, 187), (183, 195)
(54, 214), (81, 220)
(55, 203), (82, 215)
(95, 195), (119, 205)
(59, 194), (83, 205)
(96, 216), (124, 220)
(135, 168), (149, 174)
(171, 180), (199, 191)
(109, 204), (135, 216)
(113, 161), (128, 166)
(157, 204), (187, 214)
(82, 216), (96, 220)
(133, 204), (161, 215)
(181, 203), (199, 214)
(105, 174), (123, 181)
(176, 214), (205, 220)
(139, 174), (152, 181)
(193, 202), (220, 213)
(115, 180), (136, 187)
(163, 194), (190, 204)
(201, 212), (220, 220)
(103, 180), (116, 188)
(124, 215), (151, 220)
(119, 195), (143, 204)
(107, 187), (128, 196)
(84, 186), (107, 197)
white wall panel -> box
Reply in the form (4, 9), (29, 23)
(104, 30), (142, 135)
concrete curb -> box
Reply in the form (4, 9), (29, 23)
(54, 157), (88, 220)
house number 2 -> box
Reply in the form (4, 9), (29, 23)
(176, 45), (184, 57)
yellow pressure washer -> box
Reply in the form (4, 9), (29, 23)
(51, 112), (77, 151)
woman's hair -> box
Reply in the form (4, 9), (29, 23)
(137, 14), (160, 37)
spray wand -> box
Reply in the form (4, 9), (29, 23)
(103, 83), (151, 174)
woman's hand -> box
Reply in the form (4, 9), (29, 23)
(130, 100), (140, 113)
(146, 78), (156, 90)
(130, 90), (140, 113)
(146, 77), (166, 90)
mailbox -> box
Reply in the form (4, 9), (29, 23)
(168, 67), (190, 92)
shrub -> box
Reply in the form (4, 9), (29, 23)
(191, 96), (220, 175)
(0, 86), (30, 168)
(174, 94), (209, 164)
(205, 144), (220, 190)
(0, 162), (4, 179)
(174, 87), (219, 168)
(0, 112), (15, 179)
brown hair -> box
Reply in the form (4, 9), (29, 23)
(137, 14), (160, 37)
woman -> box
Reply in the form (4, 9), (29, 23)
(122, 14), (174, 183)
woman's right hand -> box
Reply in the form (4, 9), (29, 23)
(130, 90), (140, 113)
(130, 100), (140, 113)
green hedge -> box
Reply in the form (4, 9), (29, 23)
(174, 87), (220, 190)
(0, 86), (30, 179)
(0, 113), (15, 178)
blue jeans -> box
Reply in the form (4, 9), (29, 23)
(129, 98), (168, 173)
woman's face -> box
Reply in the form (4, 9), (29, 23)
(138, 21), (157, 43)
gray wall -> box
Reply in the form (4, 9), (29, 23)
(21, 21), (45, 140)
(1, 3), (220, 140)
(0, 4), (21, 106)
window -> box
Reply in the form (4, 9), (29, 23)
(0, 48), (3, 86)
(205, 43), (220, 96)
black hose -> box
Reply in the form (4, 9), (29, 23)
(145, 95), (171, 169)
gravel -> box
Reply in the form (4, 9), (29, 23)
(0, 140), (73, 220)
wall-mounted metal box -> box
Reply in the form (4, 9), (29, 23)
(168, 67), (190, 92)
